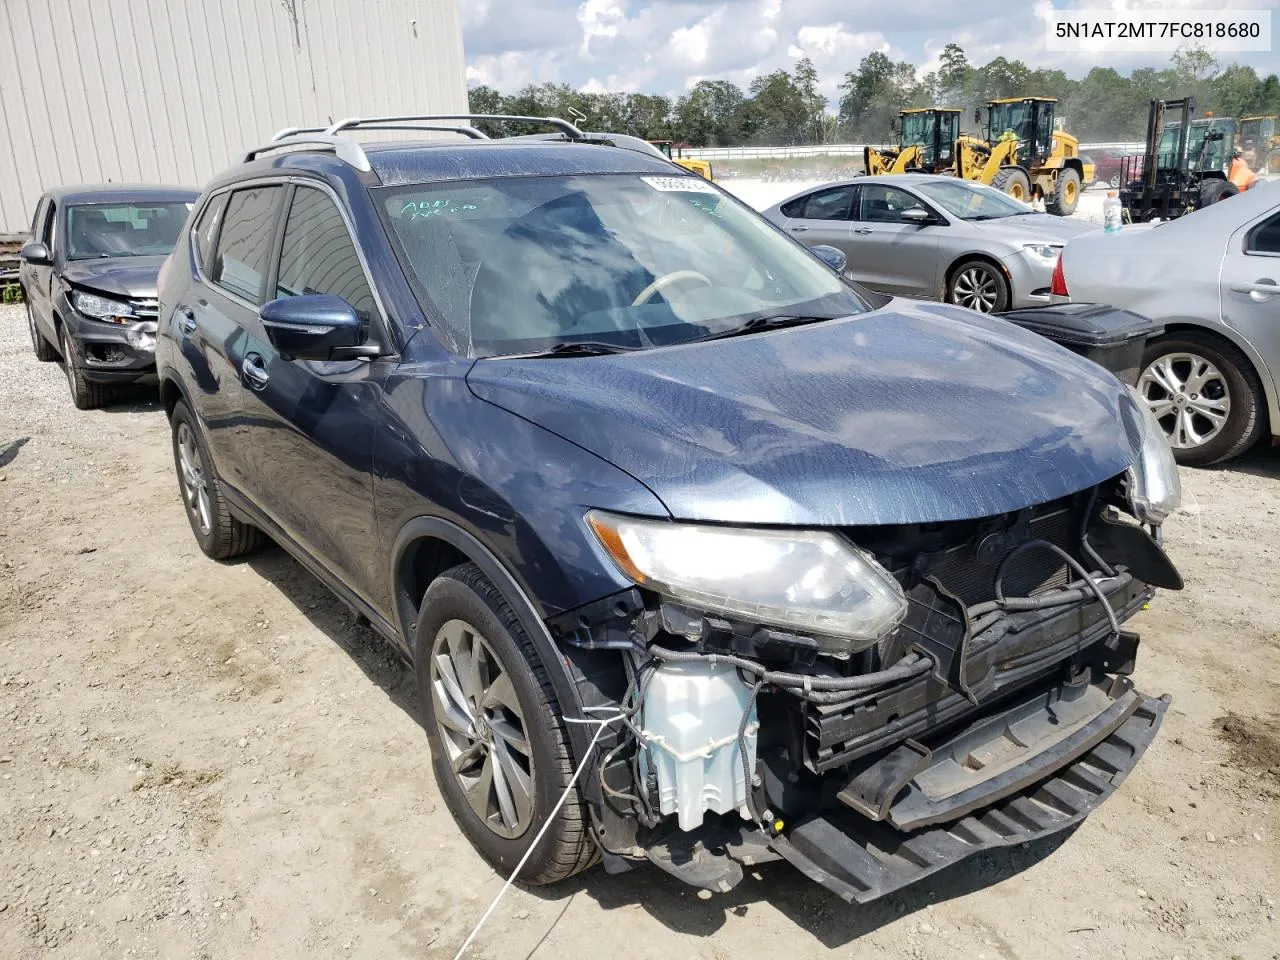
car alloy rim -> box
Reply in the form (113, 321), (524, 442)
(60, 331), (76, 393)
(27, 305), (41, 351)
(952, 267), (999, 313)
(1110, 174), (1121, 188)
(175, 422), (213, 534)
(1138, 351), (1231, 449)
(430, 618), (533, 839)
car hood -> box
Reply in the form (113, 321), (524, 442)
(60, 256), (166, 298)
(974, 214), (1098, 243)
(466, 300), (1143, 527)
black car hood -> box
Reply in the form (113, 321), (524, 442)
(60, 256), (166, 298)
(466, 300), (1143, 526)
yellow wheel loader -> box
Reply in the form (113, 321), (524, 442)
(649, 140), (714, 180)
(863, 108), (961, 175)
(1239, 116), (1280, 173)
(954, 97), (1089, 216)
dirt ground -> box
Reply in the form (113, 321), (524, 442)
(0, 302), (1277, 960)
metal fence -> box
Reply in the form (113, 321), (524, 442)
(683, 142), (1145, 160)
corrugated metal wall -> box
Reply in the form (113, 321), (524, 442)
(0, 0), (467, 234)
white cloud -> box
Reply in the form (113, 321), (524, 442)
(462, 0), (1280, 99)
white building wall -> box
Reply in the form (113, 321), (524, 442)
(0, 0), (467, 233)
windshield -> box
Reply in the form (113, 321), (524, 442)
(378, 174), (865, 357)
(913, 179), (1030, 220)
(988, 101), (1033, 144)
(66, 202), (192, 260)
(900, 112), (933, 149)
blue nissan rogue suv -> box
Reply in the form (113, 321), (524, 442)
(156, 115), (1184, 900)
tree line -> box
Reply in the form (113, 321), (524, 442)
(468, 44), (1280, 147)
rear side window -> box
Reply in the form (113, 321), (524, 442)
(1246, 211), (1280, 255)
(780, 186), (855, 221)
(211, 186), (281, 304)
(276, 186), (375, 329)
(193, 194), (228, 272)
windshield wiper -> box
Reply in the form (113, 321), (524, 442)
(520, 340), (642, 358)
(695, 314), (835, 342)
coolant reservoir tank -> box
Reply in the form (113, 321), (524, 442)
(639, 660), (759, 832)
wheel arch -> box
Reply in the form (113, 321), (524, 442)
(390, 516), (591, 750)
(1154, 321), (1278, 436)
(943, 252), (1013, 302)
(160, 375), (188, 419)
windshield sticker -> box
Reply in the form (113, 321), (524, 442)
(641, 176), (719, 194)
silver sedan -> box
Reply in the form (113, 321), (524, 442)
(762, 174), (1097, 312)
(1056, 179), (1280, 465)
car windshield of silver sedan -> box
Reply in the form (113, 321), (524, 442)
(377, 174), (867, 357)
(65, 202), (193, 260)
(913, 180), (1034, 221)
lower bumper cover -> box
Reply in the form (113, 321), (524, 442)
(769, 688), (1167, 903)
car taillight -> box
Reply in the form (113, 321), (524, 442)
(1050, 254), (1069, 297)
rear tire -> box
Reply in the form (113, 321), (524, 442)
(1108, 174), (1122, 189)
(59, 327), (112, 410)
(1137, 331), (1265, 466)
(27, 301), (57, 361)
(414, 563), (597, 885)
(169, 400), (263, 558)
(1045, 168), (1081, 216)
(992, 167), (1031, 204)
(946, 259), (1010, 314)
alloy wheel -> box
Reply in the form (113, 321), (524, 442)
(952, 267), (1000, 313)
(1138, 351), (1231, 450)
(176, 422), (213, 535)
(59, 330), (76, 393)
(26, 304), (38, 351)
(430, 618), (534, 839)
(1109, 174), (1121, 188)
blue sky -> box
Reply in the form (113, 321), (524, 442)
(463, 0), (1280, 102)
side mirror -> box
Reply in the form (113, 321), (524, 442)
(20, 241), (51, 265)
(810, 244), (848, 274)
(259, 294), (374, 361)
(900, 207), (932, 224)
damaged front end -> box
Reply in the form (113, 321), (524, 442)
(548, 466), (1181, 901)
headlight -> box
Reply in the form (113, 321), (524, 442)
(1023, 243), (1062, 261)
(72, 291), (134, 323)
(1126, 386), (1181, 523)
(586, 512), (907, 649)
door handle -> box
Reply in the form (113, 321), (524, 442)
(242, 353), (269, 390)
(177, 306), (196, 334)
(1230, 279), (1278, 301)
(853, 228), (872, 235)
(789, 225), (809, 232)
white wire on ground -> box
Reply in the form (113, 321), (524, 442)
(452, 709), (625, 960)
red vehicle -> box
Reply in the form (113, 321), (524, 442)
(1082, 149), (1140, 189)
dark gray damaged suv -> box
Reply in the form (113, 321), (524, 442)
(154, 114), (1185, 900)
(20, 185), (198, 409)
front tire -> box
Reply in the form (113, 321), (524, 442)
(1198, 179), (1239, 207)
(1045, 168), (1081, 216)
(169, 400), (263, 558)
(1138, 332), (1265, 466)
(992, 167), (1031, 204)
(1108, 174), (1122, 189)
(415, 563), (596, 885)
(59, 326), (112, 410)
(947, 259), (1010, 314)
(27, 301), (57, 361)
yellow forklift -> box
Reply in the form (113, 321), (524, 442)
(863, 108), (962, 175)
(954, 97), (1090, 216)
(1238, 116), (1280, 173)
(648, 140), (714, 180)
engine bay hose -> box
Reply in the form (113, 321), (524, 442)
(992, 538), (1122, 637)
(645, 644), (932, 692)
